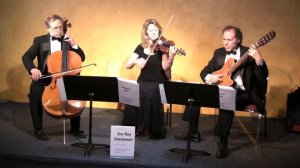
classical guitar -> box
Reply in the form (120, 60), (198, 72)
(212, 31), (276, 86)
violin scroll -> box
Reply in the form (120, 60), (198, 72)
(62, 17), (72, 34)
(176, 48), (186, 56)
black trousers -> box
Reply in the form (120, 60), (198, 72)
(122, 82), (165, 135)
(28, 81), (81, 131)
(182, 90), (252, 139)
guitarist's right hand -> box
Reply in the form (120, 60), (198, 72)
(207, 74), (223, 85)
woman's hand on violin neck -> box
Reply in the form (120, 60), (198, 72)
(30, 68), (42, 81)
(168, 46), (177, 57)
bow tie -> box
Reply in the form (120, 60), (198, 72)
(226, 50), (237, 55)
(51, 36), (62, 42)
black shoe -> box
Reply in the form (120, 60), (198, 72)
(150, 127), (167, 139)
(150, 132), (166, 139)
(34, 129), (48, 141)
(174, 132), (201, 142)
(70, 130), (86, 138)
(216, 138), (229, 158)
(135, 128), (145, 137)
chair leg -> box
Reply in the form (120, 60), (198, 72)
(256, 114), (263, 149)
(255, 112), (269, 151)
(165, 104), (172, 127)
(263, 112), (267, 138)
(165, 105), (169, 125)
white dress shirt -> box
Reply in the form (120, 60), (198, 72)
(50, 36), (79, 54)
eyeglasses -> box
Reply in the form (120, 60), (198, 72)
(50, 26), (63, 30)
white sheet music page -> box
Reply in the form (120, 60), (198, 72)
(57, 78), (67, 101)
(117, 78), (140, 107)
(218, 85), (236, 111)
(159, 84), (167, 104)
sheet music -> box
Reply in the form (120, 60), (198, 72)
(159, 84), (167, 104)
(117, 78), (140, 107)
(57, 78), (67, 101)
(218, 85), (236, 111)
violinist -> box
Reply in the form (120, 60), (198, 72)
(22, 14), (86, 140)
(122, 19), (177, 139)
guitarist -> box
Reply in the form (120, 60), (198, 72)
(175, 25), (269, 158)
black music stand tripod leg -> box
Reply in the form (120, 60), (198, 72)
(169, 98), (210, 163)
(71, 93), (109, 158)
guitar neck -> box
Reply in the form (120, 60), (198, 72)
(227, 41), (261, 75)
(227, 50), (250, 75)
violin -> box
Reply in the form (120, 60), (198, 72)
(144, 15), (186, 66)
(151, 36), (186, 56)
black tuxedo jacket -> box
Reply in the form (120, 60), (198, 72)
(22, 34), (85, 75)
(200, 45), (269, 111)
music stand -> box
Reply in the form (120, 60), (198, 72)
(162, 81), (219, 162)
(63, 75), (119, 158)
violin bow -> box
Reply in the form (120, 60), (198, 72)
(29, 63), (97, 80)
(144, 14), (174, 64)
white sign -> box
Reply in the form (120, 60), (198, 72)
(117, 78), (140, 107)
(110, 125), (135, 159)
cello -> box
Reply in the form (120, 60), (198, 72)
(42, 18), (85, 119)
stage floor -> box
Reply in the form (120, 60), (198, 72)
(0, 100), (299, 168)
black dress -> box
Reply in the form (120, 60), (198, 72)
(122, 45), (168, 138)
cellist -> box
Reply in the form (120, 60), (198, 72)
(22, 14), (86, 140)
